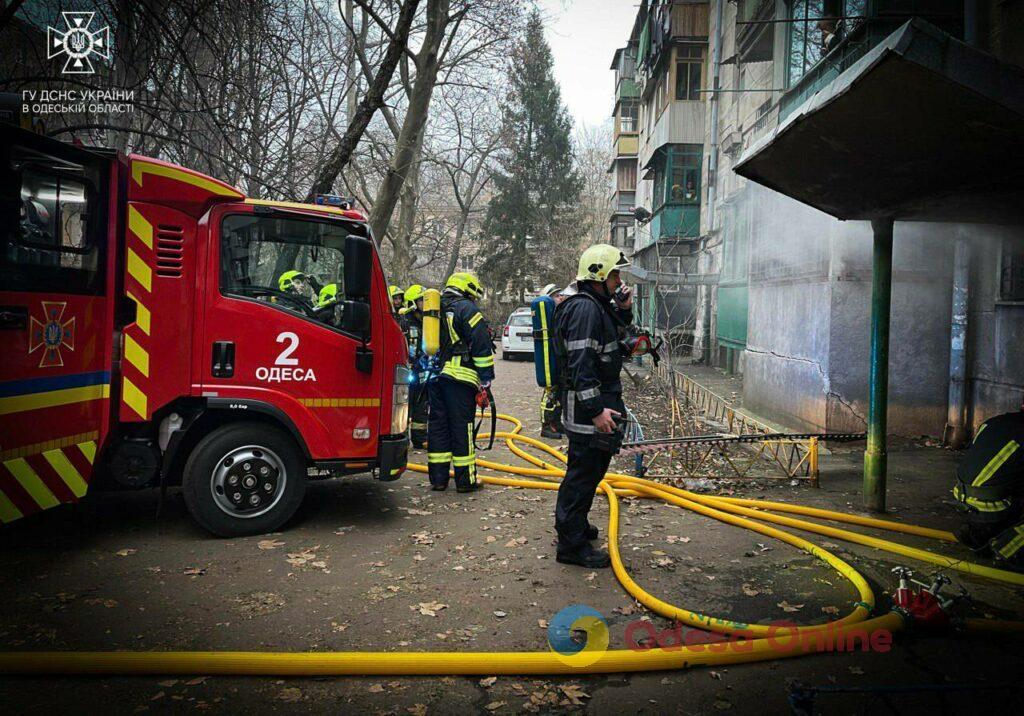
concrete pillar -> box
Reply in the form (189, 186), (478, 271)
(863, 217), (893, 513)
(945, 238), (970, 448)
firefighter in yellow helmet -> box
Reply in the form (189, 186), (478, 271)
(551, 244), (633, 568)
(277, 270), (318, 307)
(427, 272), (494, 492)
(388, 285), (404, 313)
(401, 284), (430, 448)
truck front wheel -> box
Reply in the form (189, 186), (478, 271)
(182, 422), (307, 537)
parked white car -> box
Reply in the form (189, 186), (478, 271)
(501, 307), (534, 361)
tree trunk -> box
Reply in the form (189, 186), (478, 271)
(368, 0), (449, 243)
(305, 0), (420, 202)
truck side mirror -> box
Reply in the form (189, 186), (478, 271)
(344, 235), (372, 299)
(341, 299), (370, 335)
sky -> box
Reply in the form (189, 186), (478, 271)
(535, 0), (640, 130)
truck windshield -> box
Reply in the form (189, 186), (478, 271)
(220, 213), (352, 327)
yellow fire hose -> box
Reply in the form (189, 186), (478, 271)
(1, 413), (1021, 677)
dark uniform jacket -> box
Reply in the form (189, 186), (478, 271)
(954, 410), (1024, 513)
(439, 289), (495, 387)
(554, 284), (633, 440)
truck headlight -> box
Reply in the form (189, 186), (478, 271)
(391, 365), (411, 434)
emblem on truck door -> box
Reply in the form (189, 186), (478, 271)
(29, 301), (75, 368)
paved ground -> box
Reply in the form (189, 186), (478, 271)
(1, 357), (1023, 714)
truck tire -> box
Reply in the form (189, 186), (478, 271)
(182, 422), (307, 537)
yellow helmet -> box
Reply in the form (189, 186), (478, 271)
(576, 244), (631, 282)
(388, 285), (404, 300)
(404, 284), (425, 308)
(446, 271), (484, 300)
(279, 269), (307, 292)
(318, 283), (338, 307)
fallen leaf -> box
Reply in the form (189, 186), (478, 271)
(484, 701), (506, 711)
(479, 676), (497, 687)
(407, 705), (427, 716)
(777, 601), (804, 613)
(258, 540), (285, 550)
(584, 572), (597, 582)
(821, 606), (840, 616)
(184, 567), (206, 576)
(116, 548), (137, 557)
(537, 619), (549, 629)
(157, 679), (178, 688)
(742, 584), (760, 597)
(493, 610), (507, 618)
(368, 684), (385, 693)
(277, 687), (302, 702)
(709, 671), (722, 680)
(849, 666), (864, 675)
(558, 684), (589, 705)
(415, 601), (448, 617)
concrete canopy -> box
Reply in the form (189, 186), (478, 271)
(734, 19), (1024, 224)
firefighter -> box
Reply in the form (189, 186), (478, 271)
(953, 400), (1024, 569)
(539, 283), (567, 440)
(552, 244), (633, 568)
(278, 270), (316, 303)
(402, 284), (430, 449)
(318, 283), (338, 307)
(427, 271), (494, 492)
(389, 285), (405, 313)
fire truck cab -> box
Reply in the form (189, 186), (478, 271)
(0, 125), (410, 536)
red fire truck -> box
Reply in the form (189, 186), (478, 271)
(0, 125), (410, 536)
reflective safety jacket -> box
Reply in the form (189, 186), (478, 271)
(438, 289), (494, 387)
(553, 284), (633, 438)
(954, 410), (1024, 519)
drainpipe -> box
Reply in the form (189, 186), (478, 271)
(945, 237), (970, 448)
(863, 217), (893, 513)
(703, 0), (724, 364)
(963, 0), (978, 47)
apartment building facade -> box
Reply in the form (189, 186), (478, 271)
(708, 0), (1024, 437)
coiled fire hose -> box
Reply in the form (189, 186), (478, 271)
(1, 413), (1021, 677)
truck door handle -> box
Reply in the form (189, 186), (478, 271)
(0, 306), (28, 329)
(212, 341), (235, 378)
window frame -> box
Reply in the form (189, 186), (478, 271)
(674, 44), (704, 101)
(998, 238), (1024, 304)
(2, 156), (107, 296)
(217, 211), (369, 339)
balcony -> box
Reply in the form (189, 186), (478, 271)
(617, 77), (640, 102)
(648, 204), (700, 245)
(614, 132), (639, 156)
(639, 102), (705, 169)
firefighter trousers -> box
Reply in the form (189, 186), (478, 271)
(409, 383), (429, 448)
(555, 439), (613, 553)
(427, 377), (478, 490)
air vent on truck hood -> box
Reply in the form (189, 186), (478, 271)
(155, 225), (184, 278)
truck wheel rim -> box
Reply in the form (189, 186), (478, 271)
(210, 445), (287, 519)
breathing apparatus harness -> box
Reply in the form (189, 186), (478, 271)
(436, 288), (497, 451)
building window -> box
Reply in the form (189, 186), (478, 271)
(1000, 239), (1024, 302)
(620, 102), (638, 133)
(786, 0), (867, 87)
(667, 145), (702, 205)
(652, 145), (702, 210)
(674, 45), (703, 101)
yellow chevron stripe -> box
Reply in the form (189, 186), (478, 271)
(4, 458), (59, 510)
(123, 334), (150, 377)
(132, 160), (242, 197)
(0, 488), (22, 523)
(43, 449), (88, 498)
(0, 384), (109, 415)
(122, 376), (148, 419)
(78, 440), (97, 465)
(127, 291), (151, 335)
(0, 431), (99, 461)
(127, 248), (152, 292)
(128, 205), (153, 249)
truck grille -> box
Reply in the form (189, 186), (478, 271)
(155, 225), (184, 277)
